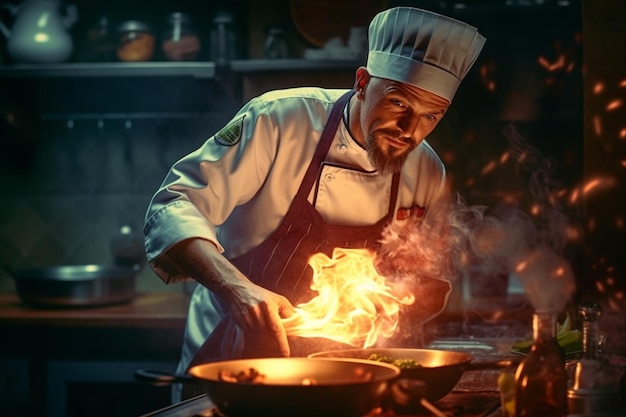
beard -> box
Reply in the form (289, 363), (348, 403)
(365, 131), (416, 174)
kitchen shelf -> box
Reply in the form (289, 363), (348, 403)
(0, 61), (217, 78)
(0, 59), (361, 79)
(230, 58), (362, 73)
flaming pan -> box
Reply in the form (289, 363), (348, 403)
(308, 347), (519, 401)
(135, 357), (399, 417)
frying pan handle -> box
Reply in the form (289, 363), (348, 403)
(134, 369), (197, 386)
(463, 358), (521, 371)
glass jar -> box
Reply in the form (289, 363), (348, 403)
(264, 25), (288, 59)
(116, 20), (155, 62)
(209, 11), (238, 66)
(161, 12), (200, 61)
(514, 310), (568, 417)
(84, 14), (115, 62)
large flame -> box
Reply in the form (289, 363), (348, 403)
(282, 247), (415, 348)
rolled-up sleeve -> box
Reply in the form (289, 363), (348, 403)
(143, 97), (276, 283)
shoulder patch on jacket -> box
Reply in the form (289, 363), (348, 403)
(215, 115), (245, 146)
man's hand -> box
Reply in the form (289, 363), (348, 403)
(222, 280), (296, 357)
(168, 238), (296, 357)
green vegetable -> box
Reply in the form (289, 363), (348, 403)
(511, 313), (583, 355)
(367, 353), (422, 369)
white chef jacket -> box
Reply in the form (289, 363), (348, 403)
(143, 87), (448, 401)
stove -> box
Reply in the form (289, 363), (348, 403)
(139, 391), (503, 417)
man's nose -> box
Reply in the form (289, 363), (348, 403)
(398, 115), (421, 143)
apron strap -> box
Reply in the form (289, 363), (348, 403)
(294, 90), (354, 202)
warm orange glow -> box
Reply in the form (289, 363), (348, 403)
(620, 79), (626, 88)
(606, 99), (622, 111)
(621, 160), (626, 168)
(481, 160), (497, 175)
(538, 54), (566, 72)
(530, 204), (540, 216)
(282, 248), (415, 348)
(566, 226), (581, 241)
(595, 280), (605, 293)
(500, 152), (510, 164)
(620, 129), (626, 139)
(593, 82), (604, 94)
(583, 179), (601, 194)
(515, 260), (528, 274)
(593, 115), (602, 136)
(554, 267), (564, 277)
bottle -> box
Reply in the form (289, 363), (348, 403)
(209, 11), (238, 66)
(84, 14), (115, 62)
(161, 12), (200, 61)
(514, 309), (568, 417)
(264, 25), (288, 59)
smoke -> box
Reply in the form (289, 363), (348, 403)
(376, 124), (576, 313)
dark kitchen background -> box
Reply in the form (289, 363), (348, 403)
(1, 0), (625, 416)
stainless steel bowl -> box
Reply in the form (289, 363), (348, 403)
(8, 264), (140, 307)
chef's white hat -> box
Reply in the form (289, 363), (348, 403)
(367, 7), (486, 102)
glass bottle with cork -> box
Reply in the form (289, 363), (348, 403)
(514, 308), (568, 417)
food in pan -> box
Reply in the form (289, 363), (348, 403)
(217, 365), (374, 385)
(367, 353), (422, 369)
(218, 367), (266, 384)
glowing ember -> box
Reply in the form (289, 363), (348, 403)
(282, 248), (415, 348)
(606, 99), (622, 111)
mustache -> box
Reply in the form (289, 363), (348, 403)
(377, 129), (413, 145)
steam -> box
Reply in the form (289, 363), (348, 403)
(377, 124), (576, 313)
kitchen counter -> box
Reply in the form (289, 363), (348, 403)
(0, 291), (189, 328)
(0, 292), (191, 417)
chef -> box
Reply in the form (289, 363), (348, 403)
(144, 6), (485, 402)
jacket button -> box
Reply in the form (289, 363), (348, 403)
(338, 144), (347, 153)
(325, 173), (334, 181)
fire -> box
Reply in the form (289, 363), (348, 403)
(282, 248), (415, 348)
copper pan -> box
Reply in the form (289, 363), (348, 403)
(135, 357), (400, 417)
(308, 347), (519, 401)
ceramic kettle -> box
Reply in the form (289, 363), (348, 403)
(0, 0), (78, 63)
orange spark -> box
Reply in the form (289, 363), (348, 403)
(621, 160), (626, 168)
(620, 79), (626, 88)
(620, 129), (626, 139)
(593, 115), (602, 136)
(481, 160), (497, 175)
(538, 54), (566, 71)
(515, 260), (528, 274)
(606, 99), (622, 111)
(595, 280), (605, 293)
(593, 82), (604, 94)
(583, 179), (601, 194)
(554, 267), (565, 277)
(500, 152), (510, 164)
(530, 204), (541, 216)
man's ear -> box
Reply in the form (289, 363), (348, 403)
(353, 66), (370, 94)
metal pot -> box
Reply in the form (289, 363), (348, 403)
(135, 357), (400, 417)
(308, 347), (519, 401)
(7, 264), (140, 307)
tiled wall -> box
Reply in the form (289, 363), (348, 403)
(0, 112), (232, 293)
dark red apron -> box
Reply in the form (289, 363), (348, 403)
(187, 91), (403, 367)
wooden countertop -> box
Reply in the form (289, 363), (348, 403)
(0, 292), (189, 329)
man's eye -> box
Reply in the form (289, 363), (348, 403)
(424, 114), (437, 122)
(392, 99), (405, 108)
